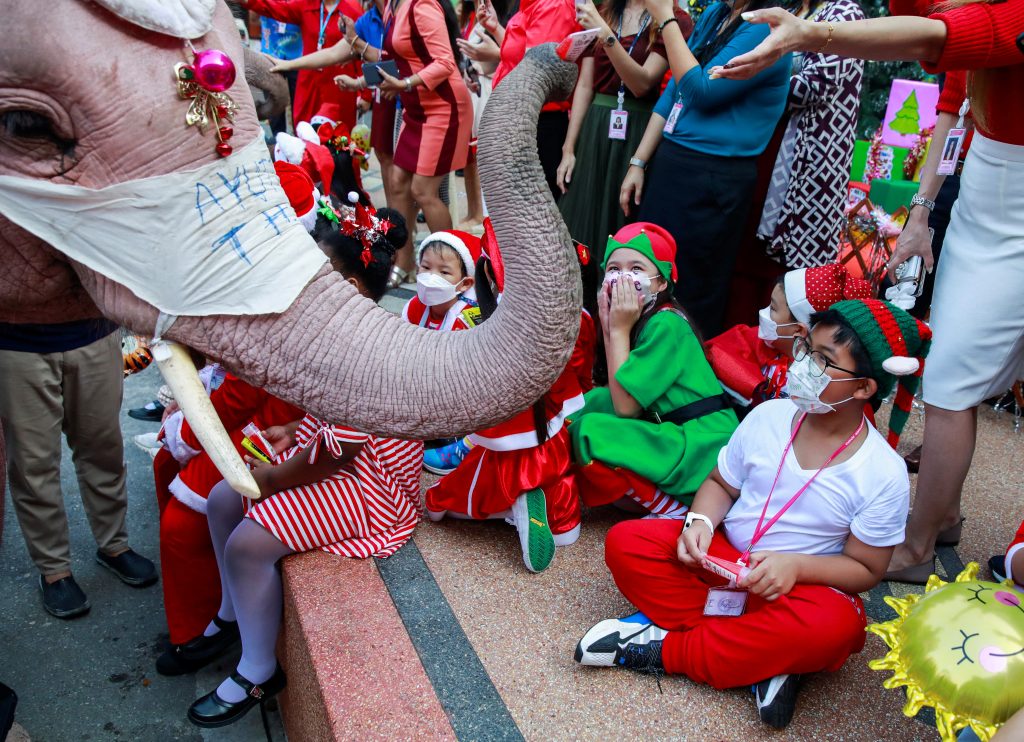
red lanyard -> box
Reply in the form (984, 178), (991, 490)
(742, 413), (866, 561)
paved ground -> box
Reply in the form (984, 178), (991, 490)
(4, 154), (1023, 742)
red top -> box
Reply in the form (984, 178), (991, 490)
(923, 0), (1024, 145)
(244, 0), (364, 128)
(492, 0), (580, 112)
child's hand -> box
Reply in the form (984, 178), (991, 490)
(677, 521), (712, 566)
(244, 457), (276, 500)
(740, 551), (800, 601)
(262, 425), (295, 454)
(608, 273), (644, 335)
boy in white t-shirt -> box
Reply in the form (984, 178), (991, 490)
(575, 300), (932, 730)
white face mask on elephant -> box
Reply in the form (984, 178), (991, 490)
(0, 137), (326, 322)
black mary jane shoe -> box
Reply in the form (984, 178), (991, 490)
(156, 616), (240, 676)
(187, 665), (287, 728)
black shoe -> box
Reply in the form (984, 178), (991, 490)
(188, 665), (287, 728)
(990, 555), (1008, 583)
(754, 674), (803, 729)
(416, 212), (427, 224)
(127, 401), (165, 422)
(156, 617), (241, 676)
(40, 575), (90, 619)
(95, 549), (158, 587)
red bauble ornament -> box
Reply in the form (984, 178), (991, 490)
(192, 49), (236, 92)
(216, 142), (233, 158)
(218, 125), (234, 140)
(216, 104), (229, 119)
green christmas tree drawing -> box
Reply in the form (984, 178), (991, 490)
(889, 90), (921, 136)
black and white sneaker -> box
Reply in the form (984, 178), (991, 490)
(574, 612), (667, 672)
(753, 674), (803, 729)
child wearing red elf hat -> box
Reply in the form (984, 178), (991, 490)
(401, 230), (482, 332)
(706, 263), (874, 408)
(273, 161), (320, 233)
(570, 223), (738, 520)
(424, 218), (594, 573)
(576, 298), (930, 730)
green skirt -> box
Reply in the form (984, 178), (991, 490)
(558, 94), (654, 263)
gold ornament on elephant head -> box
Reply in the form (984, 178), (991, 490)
(173, 40), (238, 157)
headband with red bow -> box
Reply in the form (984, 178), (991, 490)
(340, 195), (392, 267)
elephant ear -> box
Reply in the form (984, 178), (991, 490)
(90, 0), (217, 39)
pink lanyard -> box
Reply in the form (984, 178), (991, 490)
(742, 413), (866, 561)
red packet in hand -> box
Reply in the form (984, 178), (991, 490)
(241, 423), (274, 464)
(701, 554), (751, 586)
(556, 29), (600, 62)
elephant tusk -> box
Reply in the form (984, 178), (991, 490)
(151, 340), (261, 499)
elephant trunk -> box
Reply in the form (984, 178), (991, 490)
(162, 44), (582, 440)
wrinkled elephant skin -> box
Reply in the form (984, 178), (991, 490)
(0, 1), (581, 446)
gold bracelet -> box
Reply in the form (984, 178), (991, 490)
(816, 21), (835, 53)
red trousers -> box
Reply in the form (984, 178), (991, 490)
(577, 460), (657, 508)
(153, 448), (220, 645)
(604, 519), (867, 688)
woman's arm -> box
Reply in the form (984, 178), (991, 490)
(619, 110), (664, 214)
(557, 57), (596, 192)
(576, 1), (669, 97)
(645, 0), (700, 83)
(711, 10), (947, 80)
(273, 40), (355, 71)
(787, 1), (865, 110)
(741, 535), (893, 601)
(403, 0), (459, 90)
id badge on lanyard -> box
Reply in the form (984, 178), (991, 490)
(663, 99), (683, 134)
(318, 1), (337, 50)
(937, 98), (970, 176)
(608, 14), (649, 140)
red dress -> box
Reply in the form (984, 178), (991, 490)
(245, 0), (364, 128)
(245, 415), (424, 558)
(424, 313), (593, 536)
(385, 0), (473, 176)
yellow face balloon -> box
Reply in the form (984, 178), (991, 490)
(351, 123), (371, 170)
(870, 563), (1024, 741)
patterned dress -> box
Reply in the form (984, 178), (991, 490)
(757, 0), (865, 268)
(245, 415), (424, 558)
(385, 0), (473, 176)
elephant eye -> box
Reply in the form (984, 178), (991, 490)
(2, 110), (76, 157)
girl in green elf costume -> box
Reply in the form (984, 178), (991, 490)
(571, 222), (738, 518)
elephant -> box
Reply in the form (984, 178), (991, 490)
(0, 0), (581, 506)
(243, 46), (291, 122)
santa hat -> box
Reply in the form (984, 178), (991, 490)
(273, 161), (320, 232)
(827, 299), (932, 449)
(417, 230), (482, 279)
(602, 222), (677, 283)
(273, 131), (335, 198)
(785, 263), (873, 326)
(480, 217), (505, 291)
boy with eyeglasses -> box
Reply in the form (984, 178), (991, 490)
(574, 299), (931, 730)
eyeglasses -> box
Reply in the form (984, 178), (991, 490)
(792, 336), (860, 378)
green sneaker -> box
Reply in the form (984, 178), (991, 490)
(512, 488), (555, 573)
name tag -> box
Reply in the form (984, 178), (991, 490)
(609, 109), (628, 140)
(937, 127), (966, 176)
(704, 587), (748, 616)
(663, 101), (683, 134)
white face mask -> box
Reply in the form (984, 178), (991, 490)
(0, 137), (327, 320)
(416, 272), (460, 307)
(603, 270), (660, 307)
(787, 353), (863, 414)
(757, 306), (801, 343)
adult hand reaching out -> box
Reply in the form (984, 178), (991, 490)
(477, 0), (502, 35)
(457, 33), (501, 64)
(334, 74), (364, 91)
(575, 0), (611, 36)
(339, 14), (358, 44)
(707, 8), (809, 80)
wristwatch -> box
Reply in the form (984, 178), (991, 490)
(910, 193), (936, 212)
(683, 512), (714, 532)
(628, 156), (647, 170)
(603, 33), (617, 48)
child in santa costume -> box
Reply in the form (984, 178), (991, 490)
(570, 223), (738, 519)
(402, 230), (481, 331)
(705, 263), (874, 408)
(990, 524), (1024, 587)
(575, 299), (931, 731)
(154, 376), (302, 676)
(424, 220), (594, 573)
